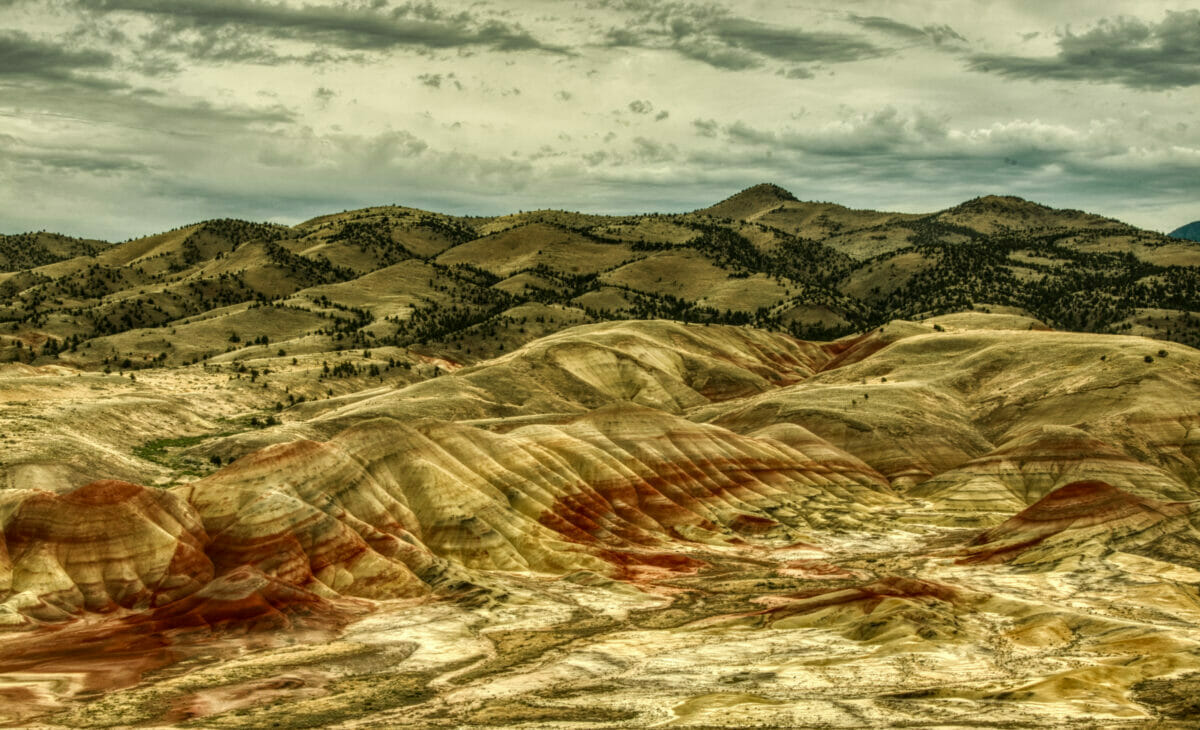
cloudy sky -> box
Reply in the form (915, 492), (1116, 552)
(2, 0), (1199, 240)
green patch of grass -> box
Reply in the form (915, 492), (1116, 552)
(132, 431), (240, 478)
(132, 413), (279, 479)
(133, 434), (225, 464)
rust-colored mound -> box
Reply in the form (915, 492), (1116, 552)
(1, 480), (213, 622)
(996, 480), (1164, 526)
(0, 566), (348, 705)
(177, 439), (441, 601)
(528, 405), (895, 557)
(818, 329), (896, 372)
(977, 480), (1180, 538)
(743, 576), (977, 644)
(909, 425), (1196, 519)
(145, 565), (350, 633)
(960, 480), (1190, 564)
(768, 576), (966, 618)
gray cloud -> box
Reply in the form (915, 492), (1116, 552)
(417, 72), (461, 89)
(718, 108), (1094, 161)
(18, 152), (148, 175)
(0, 120), (536, 239)
(672, 36), (761, 70)
(601, 2), (884, 70)
(693, 118), (719, 137)
(969, 10), (1200, 89)
(779, 66), (815, 79)
(78, 0), (563, 54)
(0, 30), (112, 73)
(705, 107), (1200, 203)
(1, 129), (146, 178)
(1, 81), (294, 141)
(0, 29), (124, 88)
(628, 99), (653, 114)
(848, 15), (967, 47)
(710, 18), (882, 64)
(136, 24), (305, 66)
(631, 136), (675, 162)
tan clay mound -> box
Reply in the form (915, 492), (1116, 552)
(0, 480), (212, 624)
(959, 480), (1194, 565)
(696, 575), (985, 647)
(314, 320), (828, 430)
(181, 405), (897, 590)
(699, 378), (993, 488)
(911, 425), (1198, 520)
(699, 319), (1200, 494)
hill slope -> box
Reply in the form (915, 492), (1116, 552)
(0, 232), (106, 272)
(3, 186), (1200, 377)
(1170, 220), (1200, 242)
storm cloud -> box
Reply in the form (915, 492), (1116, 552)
(78, 0), (562, 54)
(969, 10), (1200, 89)
(600, 2), (885, 70)
(0, 30), (123, 88)
(847, 15), (967, 47)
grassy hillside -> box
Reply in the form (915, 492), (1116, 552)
(3, 184), (1200, 373)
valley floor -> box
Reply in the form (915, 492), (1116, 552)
(6, 520), (1200, 728)
(4, 315), (1200, 728)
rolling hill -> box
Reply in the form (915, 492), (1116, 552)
(1170, 220), (1200, 242)
(2, 184), (1200, 380)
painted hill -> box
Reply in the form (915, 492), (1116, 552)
(2, 314), (1199, 726)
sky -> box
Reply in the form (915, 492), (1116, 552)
(1, 0), (1199, 241)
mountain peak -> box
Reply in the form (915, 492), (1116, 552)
(699, 183), (799, 220)
(948, 195), (1050, 215)
(935, 194), (1118, 234)
(736, 182), (799, 202)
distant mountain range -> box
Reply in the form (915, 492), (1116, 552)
(1170, 221), (1200, 242)
(3, 183), (1200, 373)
